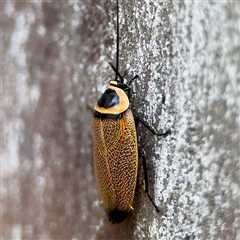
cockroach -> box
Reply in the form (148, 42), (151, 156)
(93, 0), (170, 224)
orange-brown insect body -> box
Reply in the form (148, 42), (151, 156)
(93, 0), (140, 223)
(93, 0), (172, 224)
(93, 83), (138, 223)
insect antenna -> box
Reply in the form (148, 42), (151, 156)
(104, 0), (125, 84)
(115, 0), (120, 82)
(105, 55), (124, 83)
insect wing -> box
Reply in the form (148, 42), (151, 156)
(93, 109), (138, 214)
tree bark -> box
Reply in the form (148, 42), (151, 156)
(2, 1), (239, 239)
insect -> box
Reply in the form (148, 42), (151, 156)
(93, 0), (171, 224)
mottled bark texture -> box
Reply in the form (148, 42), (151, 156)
(2, 1), (239, 239)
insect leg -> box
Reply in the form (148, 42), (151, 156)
(135, 117), (170, 212)
(135, 117), (171, 136)
(104, 55), (124, 82)
(138, 149), (160, 213)
(128, 75), (139, 87)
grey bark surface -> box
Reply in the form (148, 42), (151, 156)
(2, 1), (239, 239)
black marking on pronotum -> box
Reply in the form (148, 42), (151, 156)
(98, 89), (119, 108)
